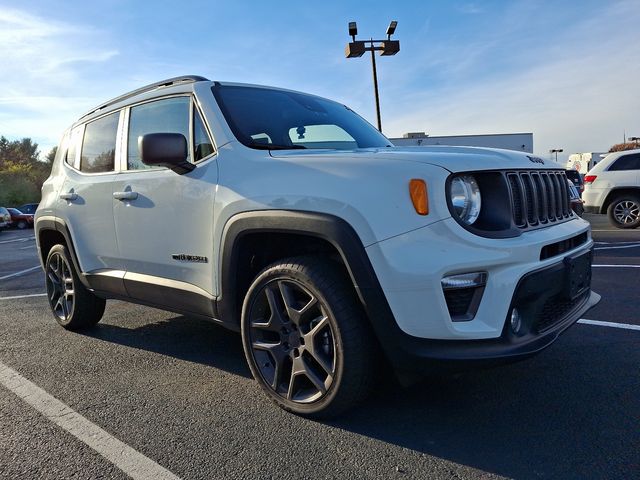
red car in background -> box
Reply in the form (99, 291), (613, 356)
(7, 208), (34, 229)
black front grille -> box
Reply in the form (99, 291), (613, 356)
(506, 171), (572, 229)
(540, 232), (588, 260)
(535, 290), (589, 332)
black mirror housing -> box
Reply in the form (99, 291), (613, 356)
(139, 133), (195, 174)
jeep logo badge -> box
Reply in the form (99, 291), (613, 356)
(527, 156), (544, 165)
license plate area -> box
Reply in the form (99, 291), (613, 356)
(563, 249), (592, 300)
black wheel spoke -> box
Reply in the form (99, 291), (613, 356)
(278, 281), (317, 326)
(297, 356), (327, 395)
(252, 284), (288, 331)
(303, 317), (334, 374)
(47, 271), (59, 286)
(252, 341), (289, 390)
(252, 340), (281, 354)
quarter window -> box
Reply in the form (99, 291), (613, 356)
(193, 110), (214, 161)
(128, 97), (191, 170)
(609, 153), (640, 171)
(80, 113), (119, 173)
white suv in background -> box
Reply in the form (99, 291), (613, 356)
(35, 76), (600, 417)
(583, 149), (640, 228)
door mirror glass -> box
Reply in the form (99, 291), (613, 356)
(139, 133), (194, 174)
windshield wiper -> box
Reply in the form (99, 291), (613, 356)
(248, 143), (307, 150)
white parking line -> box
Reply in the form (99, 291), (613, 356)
(0, 236), (35, 244)
(0, 293), (47, 300)
(594, 240), (640, 244)
(0, 266), (41, 281)
(578, 319), (640, 331)
(594, 243), (640, 251)
(592, 264), (640, 268)
(0, 362), (181, 480)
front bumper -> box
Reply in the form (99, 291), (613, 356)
(363, 216), (600, 372)
(373, 290), (599, 374)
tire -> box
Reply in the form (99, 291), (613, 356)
(607, 195), (640, 229)
(44, 244), (106, 330)
(17, 220), (27, 229)
(241, 256), (377, 418)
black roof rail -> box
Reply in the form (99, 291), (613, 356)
(79, 75), (210, 120)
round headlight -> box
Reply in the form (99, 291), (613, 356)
(450, 175), (481, 225)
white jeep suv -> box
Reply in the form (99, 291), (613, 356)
(582, 149), (640, 228)
(35, 76), (600, 417)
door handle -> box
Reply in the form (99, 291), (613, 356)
(113, 191), (139, 201)
(59, 192), (77, 201)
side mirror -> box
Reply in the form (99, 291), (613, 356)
(139, 133), (195, 175)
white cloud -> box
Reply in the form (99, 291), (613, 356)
(0, 8), (119, 154)
(455, 3), (484, 15)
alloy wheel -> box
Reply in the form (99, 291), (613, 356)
(247, 279), (337, 403)
(46, 252), (74, 322)
(613, 200), (640, 225)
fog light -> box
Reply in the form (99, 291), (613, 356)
(510, 308), (522, 334)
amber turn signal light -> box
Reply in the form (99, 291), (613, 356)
(409, 179), (429, 215)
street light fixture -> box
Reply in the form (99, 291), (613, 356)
(348, 22), (358, 39)
(345, 20), (400, 132)
(550, 148), (563, 162)
(629, 136), (640, 146)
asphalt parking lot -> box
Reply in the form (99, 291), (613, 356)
(0, 215), (638, 480)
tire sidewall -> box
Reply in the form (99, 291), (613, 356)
(241, 267), (346, 416)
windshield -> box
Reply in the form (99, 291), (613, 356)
(212, 84), (391, 150)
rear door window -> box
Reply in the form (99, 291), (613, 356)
(608, 153), (640, 171)
(80, 112), (119, 173)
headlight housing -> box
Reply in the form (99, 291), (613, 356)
(449, 175), (481, 225)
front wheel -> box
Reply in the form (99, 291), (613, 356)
(45, 244), (106, 330)
(607, 195), (640, 229)
(17, 220), (27, 229)
(241, 257), (377, 418)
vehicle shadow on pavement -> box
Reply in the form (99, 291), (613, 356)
(327, 334), (637, 479)
(82, 315), (252, 379)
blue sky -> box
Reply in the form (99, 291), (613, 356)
(0, 0), (638, 162)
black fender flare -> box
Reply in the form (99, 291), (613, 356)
(217, 210), (392, 328)
(35, 217), (92, 289)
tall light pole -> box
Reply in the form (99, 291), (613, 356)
(345, 21), (400, 133)
(550, 148), (563, 162)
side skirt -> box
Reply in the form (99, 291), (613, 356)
(84, 270), (236, 331)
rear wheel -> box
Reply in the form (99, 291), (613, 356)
(241, 257), (377, 418)
(607, 195), (640, 229)
(17, 220), (27, 229)
(45, 244), (105, 330)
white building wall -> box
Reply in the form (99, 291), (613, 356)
(390, 133), (534, 153)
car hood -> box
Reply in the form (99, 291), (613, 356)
(270, 145), (562, 173)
